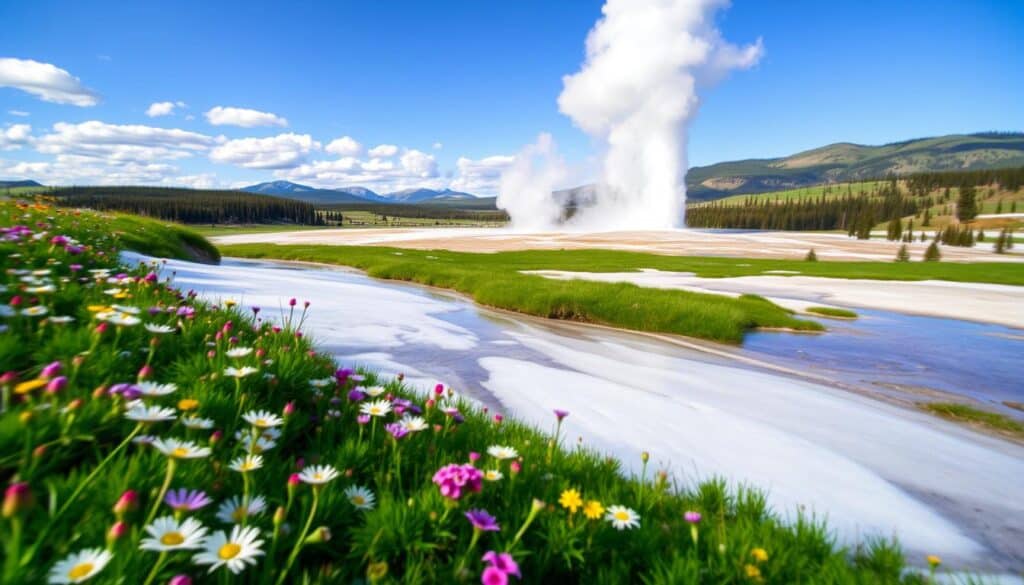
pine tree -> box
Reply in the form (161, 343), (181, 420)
(1008, 230), (1015, 250)
(924, 241), (941, 262)
(995, 200), (1003, 215)
(922, 207), (931, 226)
(906, 218), (914, 241)
(805, 249), (818, 262)
(977, 229), (985, 242)
(896, 244), (910, 262)
(1012, 201), (1018, 213)
(994, 230), (1007, 254)
(956, 184), (978, 221)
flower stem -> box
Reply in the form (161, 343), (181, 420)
(275, 487), (319, 585)
(144, 459), (176, 526)
(141, 551), (167, 585)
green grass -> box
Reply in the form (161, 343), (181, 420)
(109, 213), (220, 262)
(0, 201), (934, 584)
(699, 181), (888, 207)
(193, 224), (337, 237)
(806, 307), (858, 319)
(220, 245), (825, 344)
(919, 403), (1024, 441)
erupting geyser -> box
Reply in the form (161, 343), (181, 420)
(498, 0), (763, 231)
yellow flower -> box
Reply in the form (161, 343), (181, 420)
(178, 398), (200, 411)
(87, 305), (111, 313)
(558, 488), (583, 514)
(224, 300), (237, 308)
(926, 555), (941, 568)
(744, 564), (762, 581)
(751, 547), (768, 563)
(367, 561), (388, 582)
(583, 500), (604, 520)
(14, 379), (46, 395)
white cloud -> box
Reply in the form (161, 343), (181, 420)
(0, 157), (182, 185)
(367, 144), (398, 158)
(275, 146), (441, 192)
(146, 100), (186, 117)
(35, 120), (216, 163)
(0, 58), (99, 106)
(325, 135), (361, 156)
(161, 173), (219, 189)
(432, 142), (443, 150)
(205, 106), (288, 128)
(209, 133), (320, 169)
(449, 154), (516, 195)
(0, 124), (32, 151)
(8, 110), (29, 117)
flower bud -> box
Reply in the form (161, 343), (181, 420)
(288, 473), (301, 489)
(72, 355), (85, 368)
(107, 520), (128, 543)
(33, 444), (47, 458)
(19, 411), (33, 425)
(95, 321), (108, 335)
(46, 376), (68, 394)
(2, 482), (33, 518)
(168, 575), (193, 585)
(273, 506), (286, 526)
(0, 371), (17, 385)
(304, 526), (331, 545)
(113, 490), (138, 517)
(137, 365), (153, 381)
(468, 452), (480, 463)
(283, 401), (296, 417)
(40, 361), (62, 380)
(641, 451), (650, 464)
(209, 430), (223, 445)
(510, 461), (522, 474)
(93, 385), (107, 399)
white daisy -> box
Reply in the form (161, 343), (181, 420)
(110, 304), (141, 315)
(151, 438), (211, 459)
(308, 377), (334, 388)
(359, 399), (392, 418)
(31, 268), (52, 276)
(192, 525), (264, 574)
(487, 445), (519, 460)
(604, 505), (641, 530)
(140, 516), (208, 552)
(0, 305), (15, 318)
(241, 436), (277, 454)
(224, 366), (258, 379)
(124, 403), (176, 423)
(364, 385), (386, 397)
(48, 315), (75, 324)
(182, 416), (215, 430)
(344, 485), (376, 510)
(107, 313), (141, 327)
(225, 347), (253, 359)
(399, 416), (428, 432)
(48, 547), (113, 584)
(484, 469), (504, 482)
(132, 434), (157, 446)
(229, 455), (264, 473)
(136, 381), (177, 397)
(22, 306), (49, 317)
(298, 464), (339, 485)
(103, 288), (124, 296)
(216, 495), (267, 524)
(26, 284), (57, 294)
(241, 410), (283, 429)
(145, 323), (175, 334)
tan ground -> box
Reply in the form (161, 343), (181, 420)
(214, 227), (1024, 263)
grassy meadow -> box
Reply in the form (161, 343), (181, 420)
(0, 199), (961, 584)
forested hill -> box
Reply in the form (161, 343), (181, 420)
(51, 185), (322, 225)
(686, 132), (1024, 201)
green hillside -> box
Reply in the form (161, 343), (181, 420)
(686, 132), (1024, 201)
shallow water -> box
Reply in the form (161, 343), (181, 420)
(139, 254), (1024, 572)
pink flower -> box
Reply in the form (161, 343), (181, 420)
(432, 463), (483, 500)
(2, 482), (32, 517)
(168, 575), (193, 585)
(482, 551), (521, 581)
(45, 376), (67, 394)
(113, 490), (138, 516)
(481, 567), (508, 585)
(469, 452), (480, 463)
(40, 361), (61, 380)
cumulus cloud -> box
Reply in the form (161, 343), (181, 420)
(0, 124), (32, 151)
(0, 157), (182, 185)
(8, 110), (29, 117)
(449, 154), (515, 195)
(0, 58), (99, 106)
(209, 133), (320, 169)
(367, 144), (398, 158)
(35, 120), (216, 163)
(145, 101), (186, 117)
(205, 106), (288, 128)
(275, 145), (441, 192)
(325, 135), (361, 156)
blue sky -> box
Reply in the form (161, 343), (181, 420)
(1, 1), (1021, 194)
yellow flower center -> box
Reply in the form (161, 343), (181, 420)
(231, 507), (248, 522)
(313, 473), (323, 481)
(218, 543), (241, 560)
(171, 447), (190, 458)
(255, 419), (267, 426)
(614, 511), (630, 521)
(160, 531), (185, 546)
(352, 496), (365, 505)
(178, 399), (199, 411)
(68, 562), (94, 579)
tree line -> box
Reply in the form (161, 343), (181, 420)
(51, 186), (323, 225)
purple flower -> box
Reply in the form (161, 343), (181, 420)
(482, 551), (521, 579)
(50, 235), (69, 246)
(168, 575), (193, 585)
(432, 463), (483, 500)
(357, 414), (371, 425)
(165, 488), (212, 512)
(65, 245), (84, 255)
(40, 361), (61, 379)
(334, 368), (354, 383)
(109, 383), (142, 401)
(143, 272), (158, 283)
(465, 509), (500, 532)
(45, 376), (67, 394)
(385, 423), (409, 440)
(554, 409), (569, 421)
(347, 389), (367, 402)
(684, 511), (702, 524)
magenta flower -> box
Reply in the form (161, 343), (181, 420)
(357, 414), (371, 425)
(348, 389), (367, 402)
(554, 409), (569, 421)
(40, 361), (61, 380)
(165, 488), (211, 512)
(168, 575), (192, 585)
(481, 567), (507, 585)
(684, 511), (702, 524)
(432, 463), (483, 500)
(482, 551), (521, 579)
(385, 422), (409, 440)
(45, 376), (67, 394)
(465, 509), (500, 532)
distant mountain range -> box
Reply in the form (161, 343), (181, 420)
(684, 132), (1024, 201)
(0, 179), (43, 189)
(240, 181), (477, 205)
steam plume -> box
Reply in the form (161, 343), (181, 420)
(499, 0), (762, 230)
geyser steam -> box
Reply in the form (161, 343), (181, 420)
(500, 0), (762, 230)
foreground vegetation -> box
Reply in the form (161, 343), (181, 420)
(0, 200), (949, 583)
